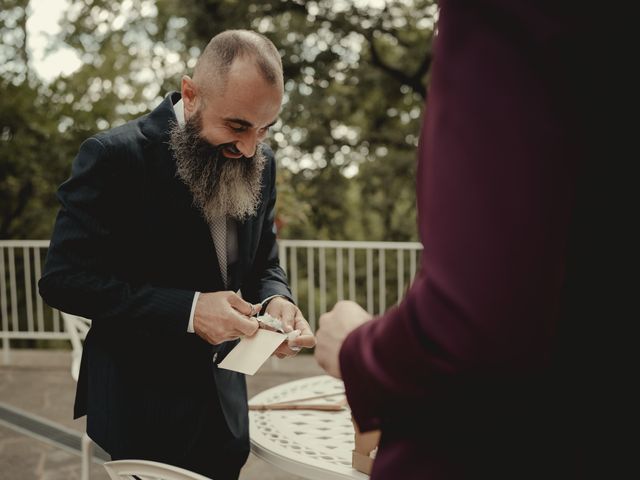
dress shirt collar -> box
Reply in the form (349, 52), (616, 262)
(173, 98), (186, 127)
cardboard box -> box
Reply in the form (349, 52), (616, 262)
(351, 417), (380, 475)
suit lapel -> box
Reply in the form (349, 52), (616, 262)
(172, 178), (230, 291)
(229, 218), (254, 292)
(142, 91), (227, 291)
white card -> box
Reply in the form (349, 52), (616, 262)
(218, 329), (286, 375)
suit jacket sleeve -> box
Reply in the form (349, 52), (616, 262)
(240, 149), (293, 305)
(39, 137), (194, 334)
(339, 0), (579, 431)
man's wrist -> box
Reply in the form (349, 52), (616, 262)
(260, 294), (290, 314)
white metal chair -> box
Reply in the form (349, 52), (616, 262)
(61, 311), (94, 480)
(103, 459), (213, 480)
(61, 312), (91, 382)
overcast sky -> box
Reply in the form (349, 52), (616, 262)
(27, 0), (393, 82)
(26, 0), (82, 81)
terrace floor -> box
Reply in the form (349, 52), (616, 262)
(0, 349), (325, 479)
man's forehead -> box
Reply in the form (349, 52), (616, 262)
(202, 92), (281, 127)
(200, 60), (283, 125)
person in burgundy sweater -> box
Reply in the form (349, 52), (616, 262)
(314, 0), (618, 478)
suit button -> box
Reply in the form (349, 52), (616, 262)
(212, 352), (218, 363)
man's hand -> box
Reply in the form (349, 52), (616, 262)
(265, 297), (316, 358)
(315, 300), (373, 378)
(193, 291), (260, 345)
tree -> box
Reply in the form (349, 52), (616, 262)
(2, 0), (437, 241)
(0, 0), (72, 239)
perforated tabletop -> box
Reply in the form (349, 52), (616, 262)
(249, 375), (370, 480)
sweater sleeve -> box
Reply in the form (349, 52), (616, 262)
(339, 0), (579, 431)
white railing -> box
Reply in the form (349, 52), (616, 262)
(1, 239), (422, 364)
(278, 240), (423, 326)
(0, 240), (67, 364)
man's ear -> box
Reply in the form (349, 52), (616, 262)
(181, 75), (198, 120)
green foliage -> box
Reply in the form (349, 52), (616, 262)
(1, 0), (437, 241)
(1, 2), (66, 238)
(1, 79), (60, 238)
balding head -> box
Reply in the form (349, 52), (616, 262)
(179, 29), (283, 162)
(193, 30), (283, 97)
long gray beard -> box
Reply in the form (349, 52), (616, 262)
(168, 113), (267, 224)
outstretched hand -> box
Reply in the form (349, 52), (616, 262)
(315, 300), (372, 378)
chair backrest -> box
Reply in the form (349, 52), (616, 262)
(60, 312), (91, 382)
(103, 460), (212, 480)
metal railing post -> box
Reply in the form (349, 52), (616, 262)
(0, 246), (10, 364)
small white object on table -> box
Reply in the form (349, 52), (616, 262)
(249, 375), (370, 480)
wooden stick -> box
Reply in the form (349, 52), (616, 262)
(266, 390), (346, 406)
(249, 403), (345, 411)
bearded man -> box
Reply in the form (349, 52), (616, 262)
(39, 30), (315, 480)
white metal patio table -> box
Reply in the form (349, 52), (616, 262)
(248, 375), (370, 480)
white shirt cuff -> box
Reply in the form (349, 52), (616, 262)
(187, 291), (200, 333)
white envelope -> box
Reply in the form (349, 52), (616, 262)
(218, 329), (286, 375)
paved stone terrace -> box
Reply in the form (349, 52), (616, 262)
(0, 349), (326, 480)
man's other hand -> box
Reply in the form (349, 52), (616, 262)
(265, 297), (316, 358)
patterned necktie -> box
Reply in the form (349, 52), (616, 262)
(211, 216), (228, 288)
